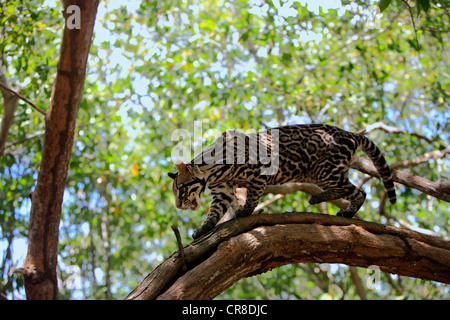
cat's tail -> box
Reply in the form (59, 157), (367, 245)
(357, 135), (397, 204)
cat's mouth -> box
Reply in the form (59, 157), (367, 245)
(190, 199), (199, 210)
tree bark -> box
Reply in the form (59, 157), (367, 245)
(126, 213), (450, 300)
(0, 64), (19, 156)
(21, 1), (99, 299)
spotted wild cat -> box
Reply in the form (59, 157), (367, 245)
(168, 124), (396, 239)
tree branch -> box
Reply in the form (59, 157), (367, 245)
(0, 81), (47, 116)
(171, 225), (187, 272)
(0, 64), (19, 156)
(349, 267), (367, 300)
(351, 157), (450, 202)
(22, 0), (99, 300)
(358, 121), (434, 144)
(126, 213), (450, 300)
(391, 145), (450, 170)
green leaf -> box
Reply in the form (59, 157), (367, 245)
(378, 0), (391, 12)
(417, 0), (430, 15)
(281, 52), (292, 65)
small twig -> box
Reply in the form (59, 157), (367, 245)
(171, 225), (187, 272)
(391, 145), (450, 169)
(358, 121), (434, 144)
(0, 81), (47, 116)
(76, 93), (134, 128)
(255, 194), (285, 212)
(400, 0), (420, 50)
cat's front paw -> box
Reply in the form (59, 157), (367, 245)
(235, 207), (254, 218)
(192, 227), (206, 240)
(192, 220), (215, 239)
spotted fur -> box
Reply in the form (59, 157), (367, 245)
(169, 124), (396, 239)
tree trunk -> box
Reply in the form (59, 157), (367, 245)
(126, 213), (450, 300)
(20, 0), (99, 300)
(0, 64), (19, 156)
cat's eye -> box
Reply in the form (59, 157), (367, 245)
(178, 185), (187, 196)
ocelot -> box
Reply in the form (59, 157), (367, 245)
(168, 124), (396, 239)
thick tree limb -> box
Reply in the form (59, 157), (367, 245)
(22, 1), (99, 300)
(126, 213), (450, 300)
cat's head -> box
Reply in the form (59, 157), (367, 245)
(168, 162), (206, 211)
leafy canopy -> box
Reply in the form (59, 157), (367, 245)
(0, 0), (448, 299)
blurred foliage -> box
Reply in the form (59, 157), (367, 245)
(0, 0), (449, 299)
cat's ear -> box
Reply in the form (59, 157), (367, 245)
(175, 161), (202, 176)
(168, 172), (177, 180)
(191, 164), (204, 176)
(175, 161), (191, 174)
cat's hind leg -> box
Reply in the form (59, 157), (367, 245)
(308, 185), (354, 205)
(337, 186), (366, 218)
(308, 183), (366, 218)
